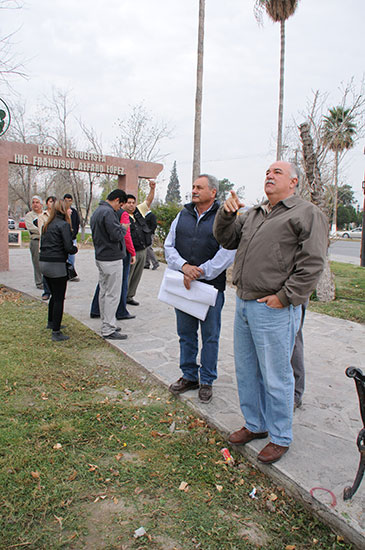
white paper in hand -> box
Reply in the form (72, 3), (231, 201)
(158, 268), (218, 321)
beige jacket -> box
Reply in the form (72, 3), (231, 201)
(25, 210), (41, 240)
(213, 195), (328, 306)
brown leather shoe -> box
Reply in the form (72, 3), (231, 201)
(257, 442), (289, 464)
(169, 377), (199, 395)
(228, 427), (268, 445)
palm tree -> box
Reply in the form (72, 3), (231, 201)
(322, 106), (356, 232)
(255, 1), (299, 160)
(192, 0), (205, 182)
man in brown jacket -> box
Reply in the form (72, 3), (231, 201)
(213, 161), (328, 464)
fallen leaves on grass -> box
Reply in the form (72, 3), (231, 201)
(179, 482), (189, 492)
(0, 286), (22, 304)
(150, 430), (169, 438)
(94, 495), (107, 502)
(188, 418), (206, 429)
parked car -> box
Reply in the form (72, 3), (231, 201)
(8, 218), (16, 230)
(337, 227), (362, 239)
(18, 218), (26, 229)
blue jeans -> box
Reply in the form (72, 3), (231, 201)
(90, 254), (131, 318)
(234, 298), (301, 446)
(67, 239), (77, 267)
(175, 291), (224, 386)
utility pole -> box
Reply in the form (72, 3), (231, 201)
(192, 0), (205, 183)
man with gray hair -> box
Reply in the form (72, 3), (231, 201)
(25, 195), (44, 290)
(165, 174), (235, 403)
(213, 160), (328, 463)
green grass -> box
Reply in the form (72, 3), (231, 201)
(0, 288), (354, 549)
(308, 262), (365, 323)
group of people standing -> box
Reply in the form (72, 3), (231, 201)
(25, 194), (80, 341)
(165, 162), (328, 464)
(24, 162), (328, 463)
(89, 180), (158, 340)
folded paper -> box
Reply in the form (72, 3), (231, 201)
(158, 268), (218, 321)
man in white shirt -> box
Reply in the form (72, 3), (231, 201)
(165, 174), (235, 404)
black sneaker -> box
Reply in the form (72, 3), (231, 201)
(52, 331), (70, 342)
(127, 299), (139, 306)
(199, 385), (213, 404)
(169, 377), (199, 395)
(103, 331), (128, 340)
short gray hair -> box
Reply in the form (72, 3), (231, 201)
(198, 173), (219, 192)
(32, 195), (43, 204)
(289, 163), (299, 179)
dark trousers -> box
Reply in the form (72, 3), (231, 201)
(44, 276), (68, 331)
(291, 303), (307, 404)
(42, 276), (51, 297)
(90, 254), (131, 318)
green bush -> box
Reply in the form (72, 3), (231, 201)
(152, 202), (182, 243)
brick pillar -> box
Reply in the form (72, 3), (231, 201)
(0, 158), (9, 271)
(119, 167), (139, 197)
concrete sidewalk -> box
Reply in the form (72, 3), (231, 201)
(1, 248), (364, 548)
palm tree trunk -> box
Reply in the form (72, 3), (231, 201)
(299, 121), (335, 302)
(331, 151), (339, 233)
(276, 19), (285, 161)
(192, 0), (205, 183)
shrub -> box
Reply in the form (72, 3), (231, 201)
(152, 202), (182, 243)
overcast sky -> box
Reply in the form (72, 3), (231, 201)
(2, 0), (365, 206)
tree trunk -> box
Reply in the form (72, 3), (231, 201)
(299, 122), (335, 301)
(331, 151), (339, 234)
(192, 0), (205, 183)
(316, 257), (336, 302)
(276, 19), (285, 161)
(299, 122), (328, 214)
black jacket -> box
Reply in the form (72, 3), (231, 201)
(129, 208), (152, 251)
(145, 211), (157, 234)
(90, 201), (126, 261)
(70, 207), (80, 240)
(40, 213), (78, 262)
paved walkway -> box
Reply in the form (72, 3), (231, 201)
(1, 248), (365, 548)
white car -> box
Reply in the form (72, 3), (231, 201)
(8, 218), (16, 230)
(337, 227), (362, 239)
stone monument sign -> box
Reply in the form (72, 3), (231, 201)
(0, 139), (163, 271)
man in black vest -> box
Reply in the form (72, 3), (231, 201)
(164, 174), (235, 404)
(124, 180), (156, 306)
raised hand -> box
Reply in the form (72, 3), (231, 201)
(223, 190), (245, 213)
